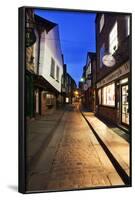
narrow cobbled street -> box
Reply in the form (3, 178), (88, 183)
(21, 9), (131, 193)
(27, 104), (126, 191)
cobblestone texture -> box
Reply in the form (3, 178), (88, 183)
(45, 107), (124, 191)
(27, 105), (124, 192)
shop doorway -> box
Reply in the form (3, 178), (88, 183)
(121, 84), (129, 126)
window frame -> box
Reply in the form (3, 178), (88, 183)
(109, 21), (118, 55)
(102, 82), (115, 107)
(56, 65), (60, 82)
(126, 15), (130, 36)
(100, 14), (105, 32)
(50, 58), (55, 78)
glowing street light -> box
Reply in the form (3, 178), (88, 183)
(74, 90), (79, 96)
(80, 77), (84, 82)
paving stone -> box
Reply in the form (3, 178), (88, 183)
(27, 106), (125, 191)
(83, 112), (130, 173)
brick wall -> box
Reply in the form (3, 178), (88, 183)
(41, 92), (47, 115)
(98, 106), (117, 124)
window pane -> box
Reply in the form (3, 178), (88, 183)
(100, 14), (104, 32)
(98, 89), (102, 104)
(56, 66), (59, 81)
(50, 58), (55, 78)
(126, 16), (130, 36)
(102, 83), (115, 106)
(109, 22), (118, 54)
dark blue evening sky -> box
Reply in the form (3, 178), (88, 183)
(34, 9), (96, 86)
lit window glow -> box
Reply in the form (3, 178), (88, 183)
(102, 83), (115, 106)
(98, 89), (102, 104)
(66, 97), (69, 103)
(109, 22), (118, 54)
(100, 14), (104, 32)
(126, 16), (130, 36)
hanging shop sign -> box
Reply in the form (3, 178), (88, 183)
(83, 83), (88, 91)
(102, 54), (116, 67)
(97, 61), (130, 88)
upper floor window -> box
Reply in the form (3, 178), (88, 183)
(109, 21), (118, 55)
(50, 58), (55, 78)
(126, 16), (130, 36)
(100, 43), (105, 68)
(86, 62), (91, 77)
(56, 66), (60, 82)
(100, 14), (105, 32)
(88, 62), (91, 74)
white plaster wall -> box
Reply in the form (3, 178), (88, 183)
(39, 25), (63, 92)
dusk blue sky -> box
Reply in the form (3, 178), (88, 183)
(34, 9), (96, 86)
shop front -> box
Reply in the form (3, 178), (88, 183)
(96, 61), (130, 128)
(121, 82), (129, 125)
(116, 77), (129, 127)
(32, 74), (58, 117)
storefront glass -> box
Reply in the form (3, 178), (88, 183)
(121, 85), (129, 125)
(102, 83), (115, 106)
(46, 94), (55, 106)
(98, 89), (102, 104)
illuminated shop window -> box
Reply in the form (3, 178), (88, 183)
(109, 21), (118, 54)
(66, 97), (69, 103)
(98, 89), (102, 104)
(122, 85), (129, 125)
(120, 78), (128, 84)
(100, 14), (104, 32)
(46, 94), (55, 105)
(102, 83), (115, 106)
(126, 16), (130, 36)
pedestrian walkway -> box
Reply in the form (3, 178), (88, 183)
(82, 112), (130, 178)
(27, 105), (124, 192)
(26, 108), (65, 172)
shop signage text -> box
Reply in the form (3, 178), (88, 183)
(97, 61), (130, 88)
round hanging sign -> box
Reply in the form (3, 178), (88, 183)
(84, 84), (88, 91)
(102, 54), (116, 67)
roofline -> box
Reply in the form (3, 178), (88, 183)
(34, 14), (57, 28)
